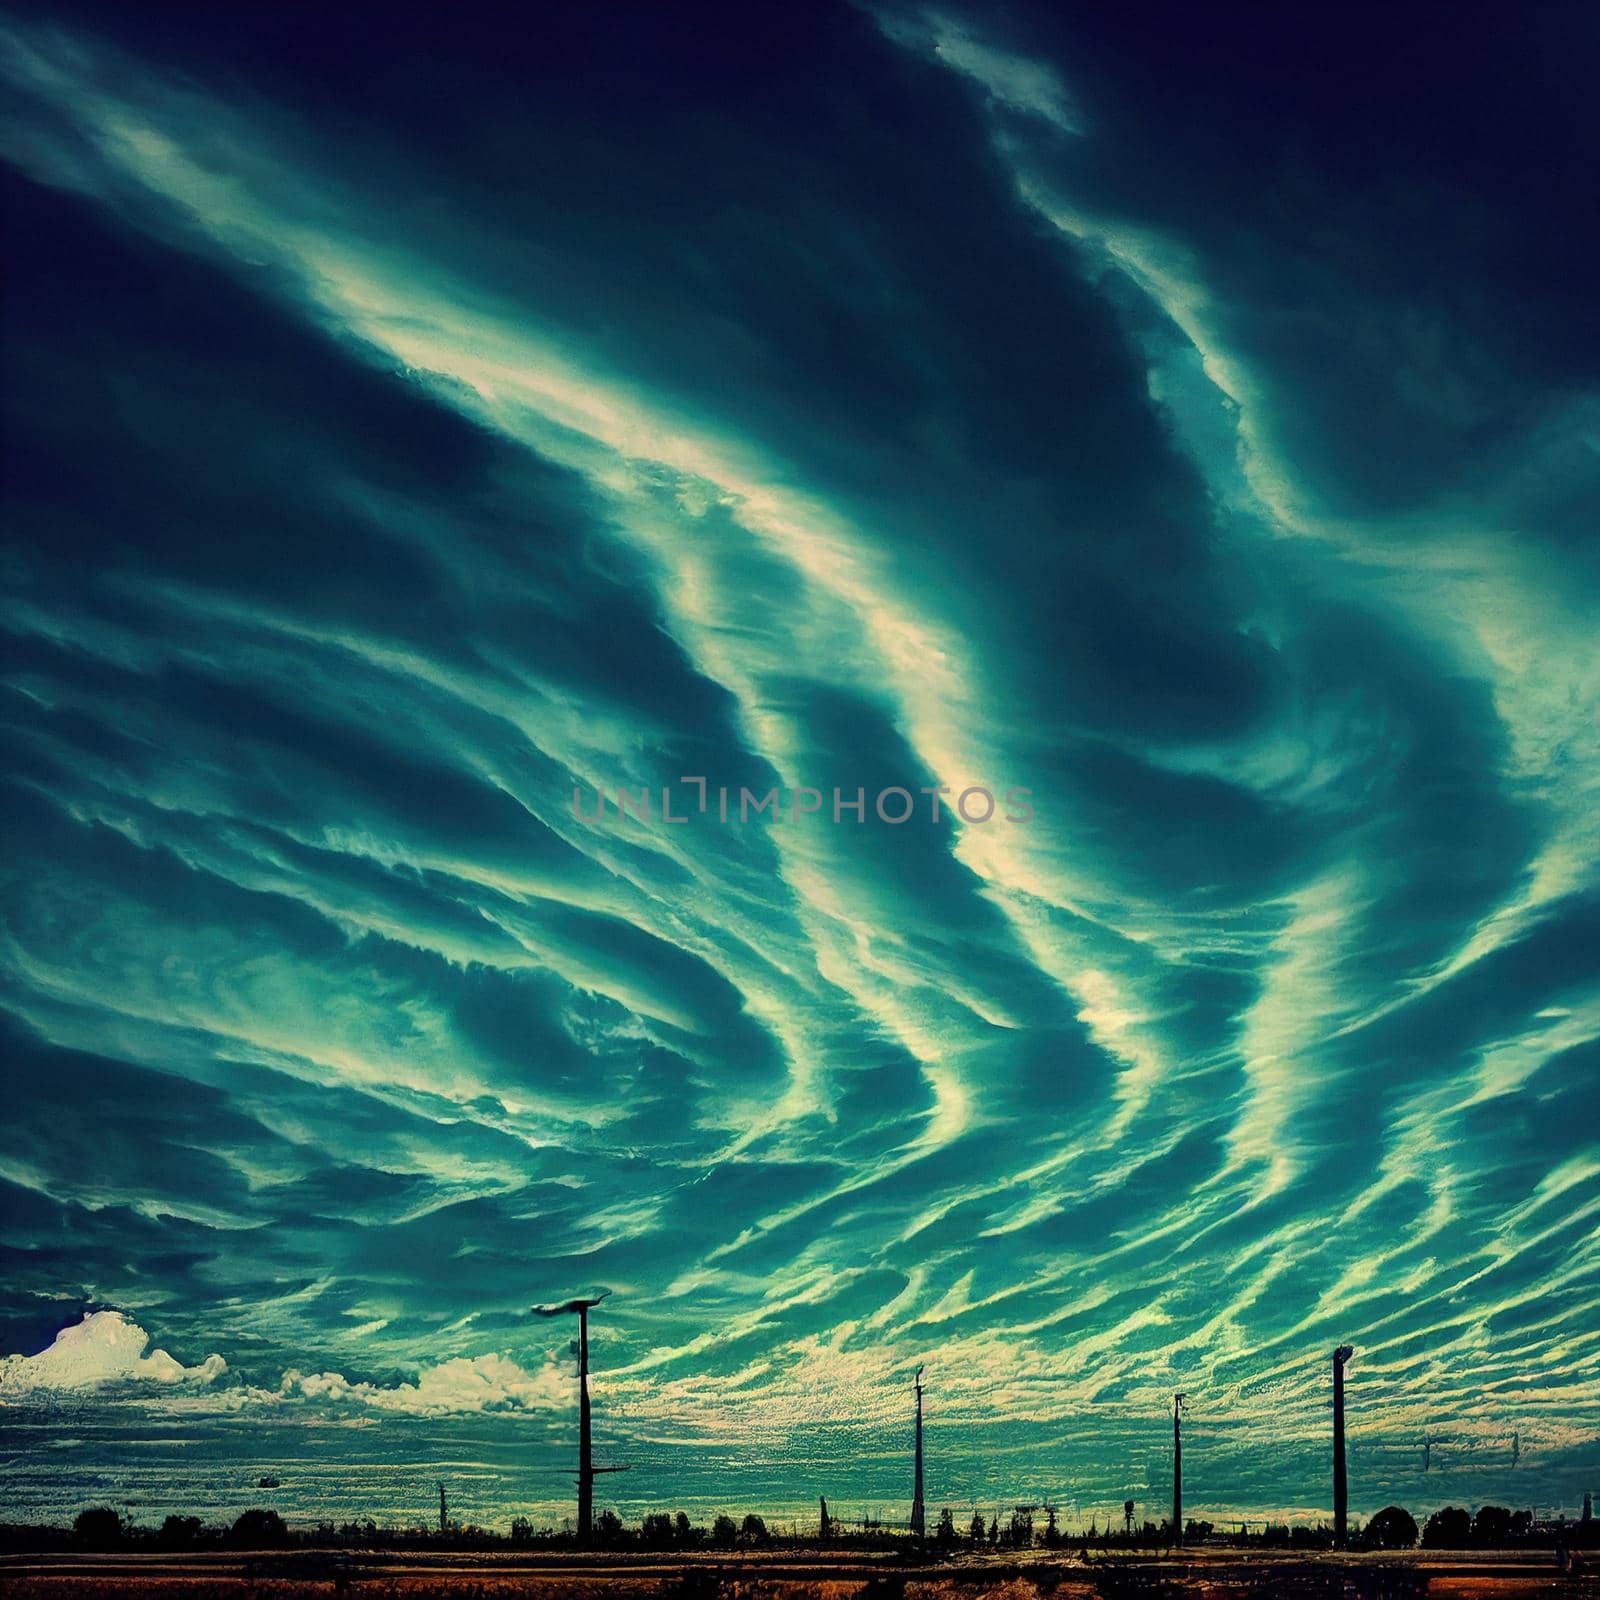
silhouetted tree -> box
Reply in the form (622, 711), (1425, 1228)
(740, 1513), (769, 1545)
(969, 1511), (986, 1542)
(675, 1512), (695, 1545)
(1365, 1506), (1418, 1549)
(229, 1508), (287, 1547)
(509, 1516), (533, 1544)
(641, 1513), (675, 1547)
(595, 1509), (625, 1545)
(1423, 1506), (1472, 1548)
(987, 1515), (998, 1545)
(1474, 1506), (1513, 1546)
(711, 1515), (738, 1546)
(73, 1509), (123, 1549)
(158, 1515), (202, 1547)
(936, 1508), (956, 1544)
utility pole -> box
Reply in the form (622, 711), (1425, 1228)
(910, 1364), (926, 1539)
(1333, 1345), (1353, 1548)
(533, 1292), (627, 1544)
(1172, 1392), (1185, 1546)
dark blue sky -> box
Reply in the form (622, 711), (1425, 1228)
(1, 1), (1597, 1531)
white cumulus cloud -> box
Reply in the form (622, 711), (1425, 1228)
(0, 1310), (226, 1395)
(1, 1312), (571, 1417)
(279, 1351), (571, 1416)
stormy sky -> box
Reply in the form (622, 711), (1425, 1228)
(2, 1), (1598, 1532)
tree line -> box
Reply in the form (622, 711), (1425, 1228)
(0, 1498), (1591, 1555)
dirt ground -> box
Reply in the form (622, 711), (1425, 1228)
(0, 1548), (1592, 1600)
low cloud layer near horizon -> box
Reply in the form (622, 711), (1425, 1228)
(1, 0), (1597, 1529)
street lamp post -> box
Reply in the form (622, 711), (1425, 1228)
(1333, 1345), (1353, 1548)
(910, 1365), (926, 1539)
(1172, 1393), (1185, 1547)
(533, 1292), (626, 1543)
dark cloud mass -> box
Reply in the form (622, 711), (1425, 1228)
(1, 0), (1597, 1531)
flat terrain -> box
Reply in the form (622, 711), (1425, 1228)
(0, 1548), (1594, 1599)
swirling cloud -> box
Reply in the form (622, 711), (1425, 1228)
(0, 0), (1595, 1532)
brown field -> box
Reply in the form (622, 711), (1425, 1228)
(0, 1549), (1593, 1600)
